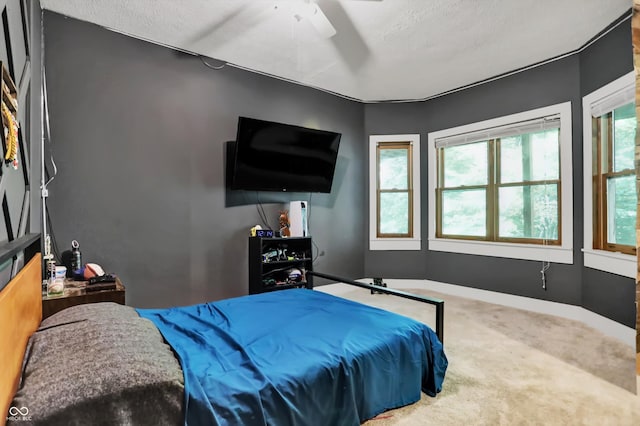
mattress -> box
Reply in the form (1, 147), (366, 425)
(10, 290), (446, 426)
(138, 289), (447, 426)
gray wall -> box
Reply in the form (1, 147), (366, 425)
(43, 12), (365, 308)
(364, 17), (635, 327)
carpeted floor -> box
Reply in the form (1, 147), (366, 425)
(317, 285), (640, 426)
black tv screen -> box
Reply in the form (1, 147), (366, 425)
(230, 117), (341, 193)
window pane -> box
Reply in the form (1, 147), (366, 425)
(379, 192), (409, 234)
(612, 103), (636, 172)
(442, 189), (486, 236)
(379, 148), (408, 190)
(606, 175), (636, 246)
(500, 130), (559, 184)
(443, 142), (487, 187)
(598, 115), (610, 172)
(499, 184), (558, 240)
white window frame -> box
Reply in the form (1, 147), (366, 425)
(369, 134), (421, 250)
(427, 102), (573, 263)
(582, 71), (635, 278)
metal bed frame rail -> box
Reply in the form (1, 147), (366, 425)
(308, 271), (445, 344)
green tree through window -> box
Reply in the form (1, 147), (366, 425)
(437, 128), (561, 244)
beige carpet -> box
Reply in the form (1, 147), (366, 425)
(318, 285), (640, 426)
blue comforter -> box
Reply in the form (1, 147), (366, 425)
(137, 289), (447, 426)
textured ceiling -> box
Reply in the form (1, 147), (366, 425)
(40, 0), (632, 102)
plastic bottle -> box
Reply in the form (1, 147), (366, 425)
(71, 240), (82, 273)
(46, 259), (56, 281)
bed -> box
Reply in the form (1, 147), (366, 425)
(1, 254), (447, 426)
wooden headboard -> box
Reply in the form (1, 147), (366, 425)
(0, 253), (42, 422)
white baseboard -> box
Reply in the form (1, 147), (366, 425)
(318, 278), (635, 348)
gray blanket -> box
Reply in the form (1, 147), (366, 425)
(9, 303), (184, 426)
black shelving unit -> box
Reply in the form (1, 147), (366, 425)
(249, 236), (313, 294)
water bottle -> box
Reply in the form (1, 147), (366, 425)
(46, 259), (56, 281)
(71, 240), (82, 274)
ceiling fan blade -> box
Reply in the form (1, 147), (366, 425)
(186, 4), (274, 52)
(316, 0), (371, 71)
(307, 4), (337, 38)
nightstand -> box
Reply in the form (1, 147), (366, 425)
(42, 277), (126, 319)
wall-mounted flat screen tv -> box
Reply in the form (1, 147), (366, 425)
(229, 117), (341, 193)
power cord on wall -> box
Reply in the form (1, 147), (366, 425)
(255, 192), (274, 230)
(41, 64), (57, 189)
(305, 193), (325, 262)
(539, 214), (551, 291)
(45, 208), (61, 263)
(541, 258), (550, 290)
(538, 184), (553, 291)
(199, 55), (227, 70)
(40, 17), (59, 269)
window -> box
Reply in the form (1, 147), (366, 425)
(582, 71), (636, 277)
(369, 135), (420, 250)
(593, 103), (636, 253)
(437, 124), (560, 243)
(377, 142), (413, 237)
(428, 102), (573, 263)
